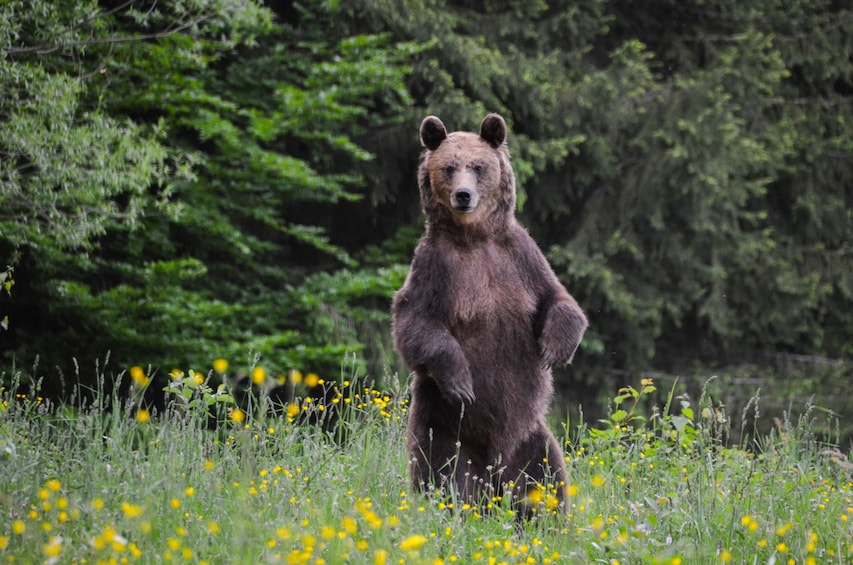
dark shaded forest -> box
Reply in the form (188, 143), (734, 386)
(1, 0), (851, 435)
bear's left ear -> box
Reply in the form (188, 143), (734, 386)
(479, 114), (507, 148)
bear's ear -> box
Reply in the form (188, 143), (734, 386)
(420, 116), (448, 151)
(479, 113), (507, 148)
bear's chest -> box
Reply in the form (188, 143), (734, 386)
(442, 242), (538, 325)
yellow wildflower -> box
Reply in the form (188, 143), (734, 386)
(213, 358), (229, 373)
(252, 366), (267, 385)
(527, 489), (544, 505)
(42, 536), (62, 559)
(136, 409), (150, 423)
(130, 366), (150, 387)
(121, 502), (143, 519)
(400, 534), (428, 551)
(546, 493), (560, 511)
(341, 515), (358, 536)
(305, 373), (320, 387)
(286, 403), (300, 419)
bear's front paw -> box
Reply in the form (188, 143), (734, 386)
(440, 375), (476, 406)
(540, 301), (588, 366)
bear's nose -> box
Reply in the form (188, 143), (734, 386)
(454, 189), (471, 206)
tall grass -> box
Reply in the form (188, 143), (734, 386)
(1, 363), (851, 564)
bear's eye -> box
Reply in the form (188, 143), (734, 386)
(472, 164), (483, 174)
(443, 165), (456, 177)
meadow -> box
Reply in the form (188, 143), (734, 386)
(1, 360), (852, 564)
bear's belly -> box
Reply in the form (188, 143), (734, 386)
(451, 305), (552, 443)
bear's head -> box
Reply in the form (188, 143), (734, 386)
(418, 114), (516, 236)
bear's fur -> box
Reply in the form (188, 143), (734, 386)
(392, 114), (588, 512)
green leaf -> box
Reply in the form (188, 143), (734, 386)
(670, 415), (692, 434)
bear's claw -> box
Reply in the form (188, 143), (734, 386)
(442, 379), (476, 406)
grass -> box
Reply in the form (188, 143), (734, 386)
(1, 362), (852, 565)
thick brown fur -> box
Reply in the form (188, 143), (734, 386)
(392, 114), (588, 514)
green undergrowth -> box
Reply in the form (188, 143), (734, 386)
(1, 363), (852, 564)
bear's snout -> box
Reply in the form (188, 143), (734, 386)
(451, 187), (478, 212)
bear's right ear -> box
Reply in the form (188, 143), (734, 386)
(420, 116), (447, 151)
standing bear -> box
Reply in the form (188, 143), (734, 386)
(392, 114), (588, 513)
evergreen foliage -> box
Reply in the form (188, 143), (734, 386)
(0, 1), (850, 418)
(0, 0), (414, 392)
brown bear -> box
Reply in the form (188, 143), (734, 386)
(392, 114), (588, 514)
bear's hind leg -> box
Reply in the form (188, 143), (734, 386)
(504, 424), (568, 518)
(409, 433), (493, 506)
(408, 431), (469, 491)
(452, 448), (498, 507)
(409, 433), (457, 495)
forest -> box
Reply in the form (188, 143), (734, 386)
(1, 0), (851, 431)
